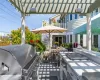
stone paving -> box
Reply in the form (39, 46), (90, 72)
(38, 62), (60, 80)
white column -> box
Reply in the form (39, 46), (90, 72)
(21, 14), (26, 44)
(60, 20), (62, 27)
(66, 35), (69, 43)
(92, 35), (94, 46)
(86, 13), (91, 51)
(72, 34), (75, 43)
(83, 34), (86, 47)
(77, 34), (80, 44)
(98, 7), (100, 13)
(50, 34), (52, 47)
(72, 14), (75, 20)
(69, 35), (70, 43)
(77, 14), (80, 19)
(93, 11), (95, 16)
(58, 19), (60, 27)
(49, 33), (51, 51)
(98, 35), (100, 50)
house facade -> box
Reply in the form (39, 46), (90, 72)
(60, 8), (100, 50)
(42, 8), (100, 50)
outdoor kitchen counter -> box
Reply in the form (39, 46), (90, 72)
(60, 52), (100, 80)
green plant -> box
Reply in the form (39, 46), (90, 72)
(63, 43), (69, 48)
(29, 40), (46, 53)
(10, 27), (46, 53)
(54, 42), (59, 45)
(10, 27), (41, 44)
(35, 41), (46, 53)
(61, 43), (64, 47)
(62, 43), (73, 49)
(92, 47), (99, 52)
(69, 43), (73, 48)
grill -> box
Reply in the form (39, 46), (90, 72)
(0, 44), (40, 80)
(66, 53), (88, 60)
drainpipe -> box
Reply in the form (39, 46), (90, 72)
(21, 14), (26, 45)
(86, 13), (91, 51)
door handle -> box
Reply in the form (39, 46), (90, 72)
(0, 62), (9, 75)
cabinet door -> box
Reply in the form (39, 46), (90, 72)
(67, 65), (78, 80)
(67, 72), (73, 80)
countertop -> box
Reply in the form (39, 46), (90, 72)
(60, 52), (100, 76)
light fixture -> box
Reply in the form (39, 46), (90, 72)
(30, 8), (36, 13)
(75, 8), (82, 13)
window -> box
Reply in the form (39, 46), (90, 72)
(94, 35), (98, 47)
(70, 35), (72, 43)
(75, 35), (77, 42)
(96, 8), (98, 15)
(80, 16), (83, 18)
(91, 12), (93, 17)
(55, 37), (58, 42)
(61, 20), (63, 28)
(63, 36), (66, 43)
(65, 15), (69, 23)
(75, 14), (77, 19)
(70, 14), (72, 20)
(80, 35), (83, 47)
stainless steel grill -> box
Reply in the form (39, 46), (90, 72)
(0, 44), (40, 80)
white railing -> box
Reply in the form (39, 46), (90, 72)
(66, 13), (100, 31)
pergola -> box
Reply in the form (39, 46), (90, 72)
(9, 0), (100, 51)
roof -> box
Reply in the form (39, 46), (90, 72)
(9, 0), (99, 14)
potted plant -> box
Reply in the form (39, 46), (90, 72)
(54, 42), (59, 47)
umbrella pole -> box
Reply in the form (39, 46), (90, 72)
(49, 32), (51, 52)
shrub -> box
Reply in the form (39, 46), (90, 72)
(61, 43), (65, 47)
(61, 43), (73, 49)
(92, 47), (99, 52)
(54, 42), (59, 46)
(36, 41), (46, 52)
(29, 40), (46, 53)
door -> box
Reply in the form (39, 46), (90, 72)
(54, 36), (66, 47)
(59, 37), (62, 46)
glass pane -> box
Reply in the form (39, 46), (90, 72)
(70, 14), (72, 20)
(96, 8), (98, 15)
(70, 35), (72, 43)
(75, 14), (77, 19)
(80, 35), (83, 46)
(94, 35), (98, 47)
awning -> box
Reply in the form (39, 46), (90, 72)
(9, 0), (99, 14)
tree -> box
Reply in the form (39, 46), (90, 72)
(10, 27), (46, 53)
(10, 27), (41, 44)
(0, 35), (11, 46)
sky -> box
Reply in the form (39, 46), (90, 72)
(0, 0), (54, 33)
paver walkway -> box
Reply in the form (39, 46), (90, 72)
(38, 62), (60, 80)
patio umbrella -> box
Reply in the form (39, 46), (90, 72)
(32, 25), (67, 52)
